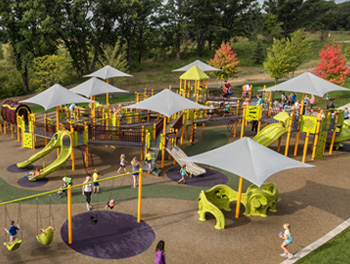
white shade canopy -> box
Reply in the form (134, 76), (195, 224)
(84, 65), (133, 79)
(261, 72), (350, 97)
(123, 89), (209, 117)
(20, 84), (96, 110)
(172, 59), (222, 72)
(70, 77), (129, 97)
(181, 137), (314, 187)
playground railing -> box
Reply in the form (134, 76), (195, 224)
(88, 124), (143, 145)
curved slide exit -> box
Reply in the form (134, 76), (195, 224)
(253, 122), (289, 147)
(17, 131), (72, 181)
(326, 120), (350, 149)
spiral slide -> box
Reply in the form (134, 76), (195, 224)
(17, 131), (72, 181)
(253, 123), (289, 147)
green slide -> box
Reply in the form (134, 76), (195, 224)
(253, 122), (289, 147)
(326, 120), (350, 149)
(17, 131), (72, 181)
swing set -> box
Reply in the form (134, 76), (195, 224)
(1, 169), (143, 250)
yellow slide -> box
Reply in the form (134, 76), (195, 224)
(253, 112), (290, 147)
(17, 131), (72, 181)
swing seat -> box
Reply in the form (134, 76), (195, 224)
(36, 226), (54, 246)
(4, 239), (22, 251)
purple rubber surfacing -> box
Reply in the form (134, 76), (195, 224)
(166, 167), (228, 187)
(7, 164), (34, 173)
(17, 177), (48, 187)
(60, 211), (155, 259)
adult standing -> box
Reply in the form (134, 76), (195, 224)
(82, 176), (93, 211)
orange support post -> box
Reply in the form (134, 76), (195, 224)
(329, 111), (339, 155)
(302, 130), (310, 163)
(137, 169), (143, 223)
(67, 185), (73, 244)
(235, 177), (244, 218)
(284, 110), (294, 156)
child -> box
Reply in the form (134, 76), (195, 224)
(155, 240), (166, 264)
(208, 103), (214, 119)
(105, 199), (115, 210)
(82, 176), (93, 211)
(344, 107), (349, 120)
(223, 103), (230, 117)
(131, 157), (140, 188)
(310, 94), (315, 109)
(92, 169), (100, 193)
(117, 154), (128, 174)
(243, 98), (250, 108)
(57, 176), (72, 198)
(51, 134), (58, 148)
(24, 168), (42, 179)
(178, 165), (188, 184)
(4, 220), (20, 244)
(145, 149), (152, 171)
(279, 223), (293, 259)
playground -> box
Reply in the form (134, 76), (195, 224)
(1, 65), (350, 264)
(0, 126), (350, 264)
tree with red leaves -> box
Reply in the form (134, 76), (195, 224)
(315, 42), (350, 86)
(208, 42), (240, 80)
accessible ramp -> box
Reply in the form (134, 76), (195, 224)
(17, 131), (72, 181)
(166, 145), (206, 176)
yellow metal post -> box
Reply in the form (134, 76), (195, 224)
(67, 185), (72, 244)
(71, 124), (75, 171)
(240, 106), (246, 138)
(161, 117), (167, 168)
(235, 177), (244, 218)
(141, 126), (145, 161)
(329, 111), (339, 154)
(137, 169), (143, 223)
(302, 130), (310, 163)
(284, 110), (294, 156)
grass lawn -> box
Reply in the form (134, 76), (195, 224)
(296, 227), (350, 264)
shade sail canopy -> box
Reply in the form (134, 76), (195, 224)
(20, 84), (96, 110)
(261, 72), (350, 97)
(172, 59), (222, 72)
(179, 66), (209, 81)
(84, 65), (133, 79)
(70, 77), (129, 97)
(181, 137), (314, 187)
(123, 89), (209, 117)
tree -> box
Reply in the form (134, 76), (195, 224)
(251, 40), (266, 65)
(315, 42), (350, 86)
(288, 29), (311, 76)
(208, 42), (240, 80)
(263, 38), (292, 84)
(101, 39), (128, 86)
(158, 0), (189, 60)
(55, 0), (93, 78)
(32, 55), (70, 91)
(0, 0), (59, 91)
(262, 13), (284, 40)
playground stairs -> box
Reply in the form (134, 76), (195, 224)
(165, 145), (206, 177)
